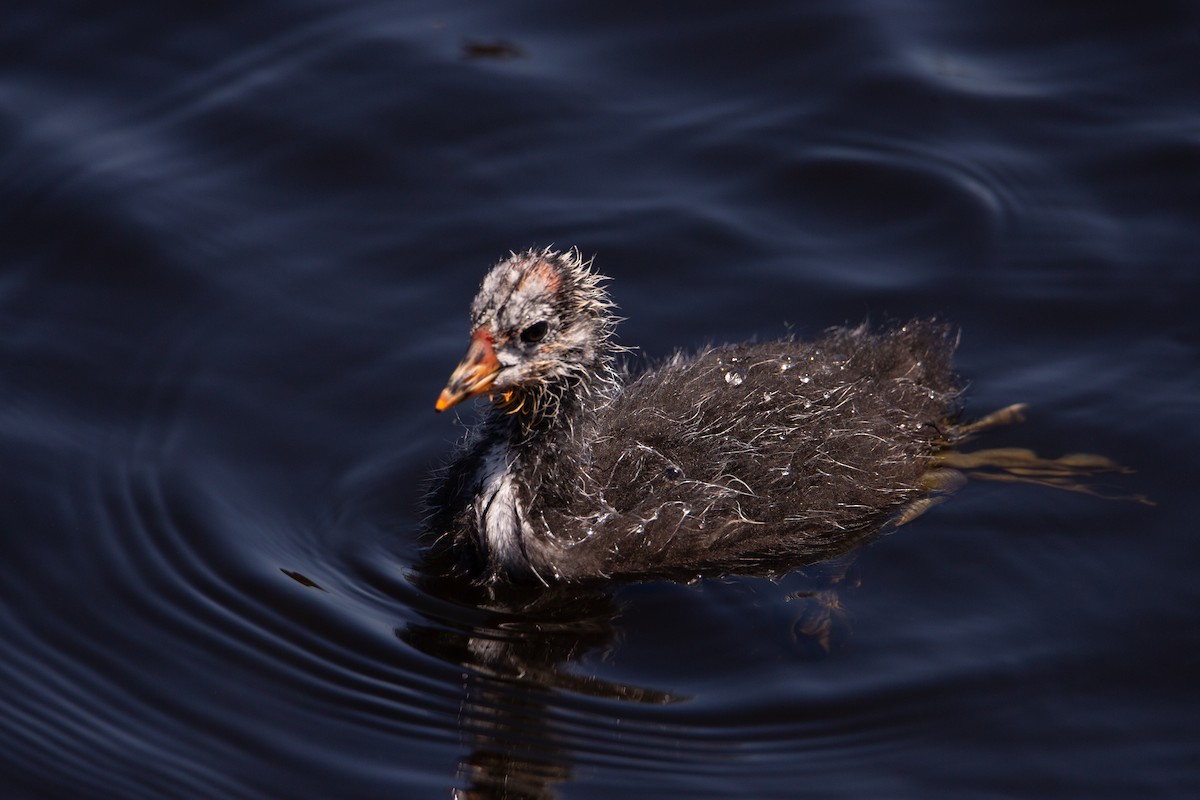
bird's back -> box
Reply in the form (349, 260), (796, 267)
(532, 321), (962, 579)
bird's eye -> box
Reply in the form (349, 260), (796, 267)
(520, 320), (549, 344)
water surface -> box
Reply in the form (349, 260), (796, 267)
(2, 1), (1198, 797)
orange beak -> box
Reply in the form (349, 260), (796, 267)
(435, 329), (502, 411)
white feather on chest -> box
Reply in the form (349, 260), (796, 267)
(473, 442), (532, 573)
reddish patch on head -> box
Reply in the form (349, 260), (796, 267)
(517, 260), (562, 295)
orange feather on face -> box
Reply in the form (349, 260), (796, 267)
(435, 329), (502, 411)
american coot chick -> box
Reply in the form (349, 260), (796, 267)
(429, 248), (966, 584)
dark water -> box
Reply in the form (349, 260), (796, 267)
(3, 1), (1198, 797)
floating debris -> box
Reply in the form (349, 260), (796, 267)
(462, 39), (526, 60)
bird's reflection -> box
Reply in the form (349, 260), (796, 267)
(401, 545), (869, 798)
(401, 558), (684, 799)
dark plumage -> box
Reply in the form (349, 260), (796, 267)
(428, 248), (964, 584)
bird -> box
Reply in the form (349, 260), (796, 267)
(426, 247), (967, 585)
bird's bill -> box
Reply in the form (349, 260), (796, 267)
(435, 329), (502, 411)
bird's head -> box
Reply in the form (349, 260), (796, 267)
(436, 248), (618, 417)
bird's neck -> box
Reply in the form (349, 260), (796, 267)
(473, 366), (614, 582)
(494, 354), (616, 447)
